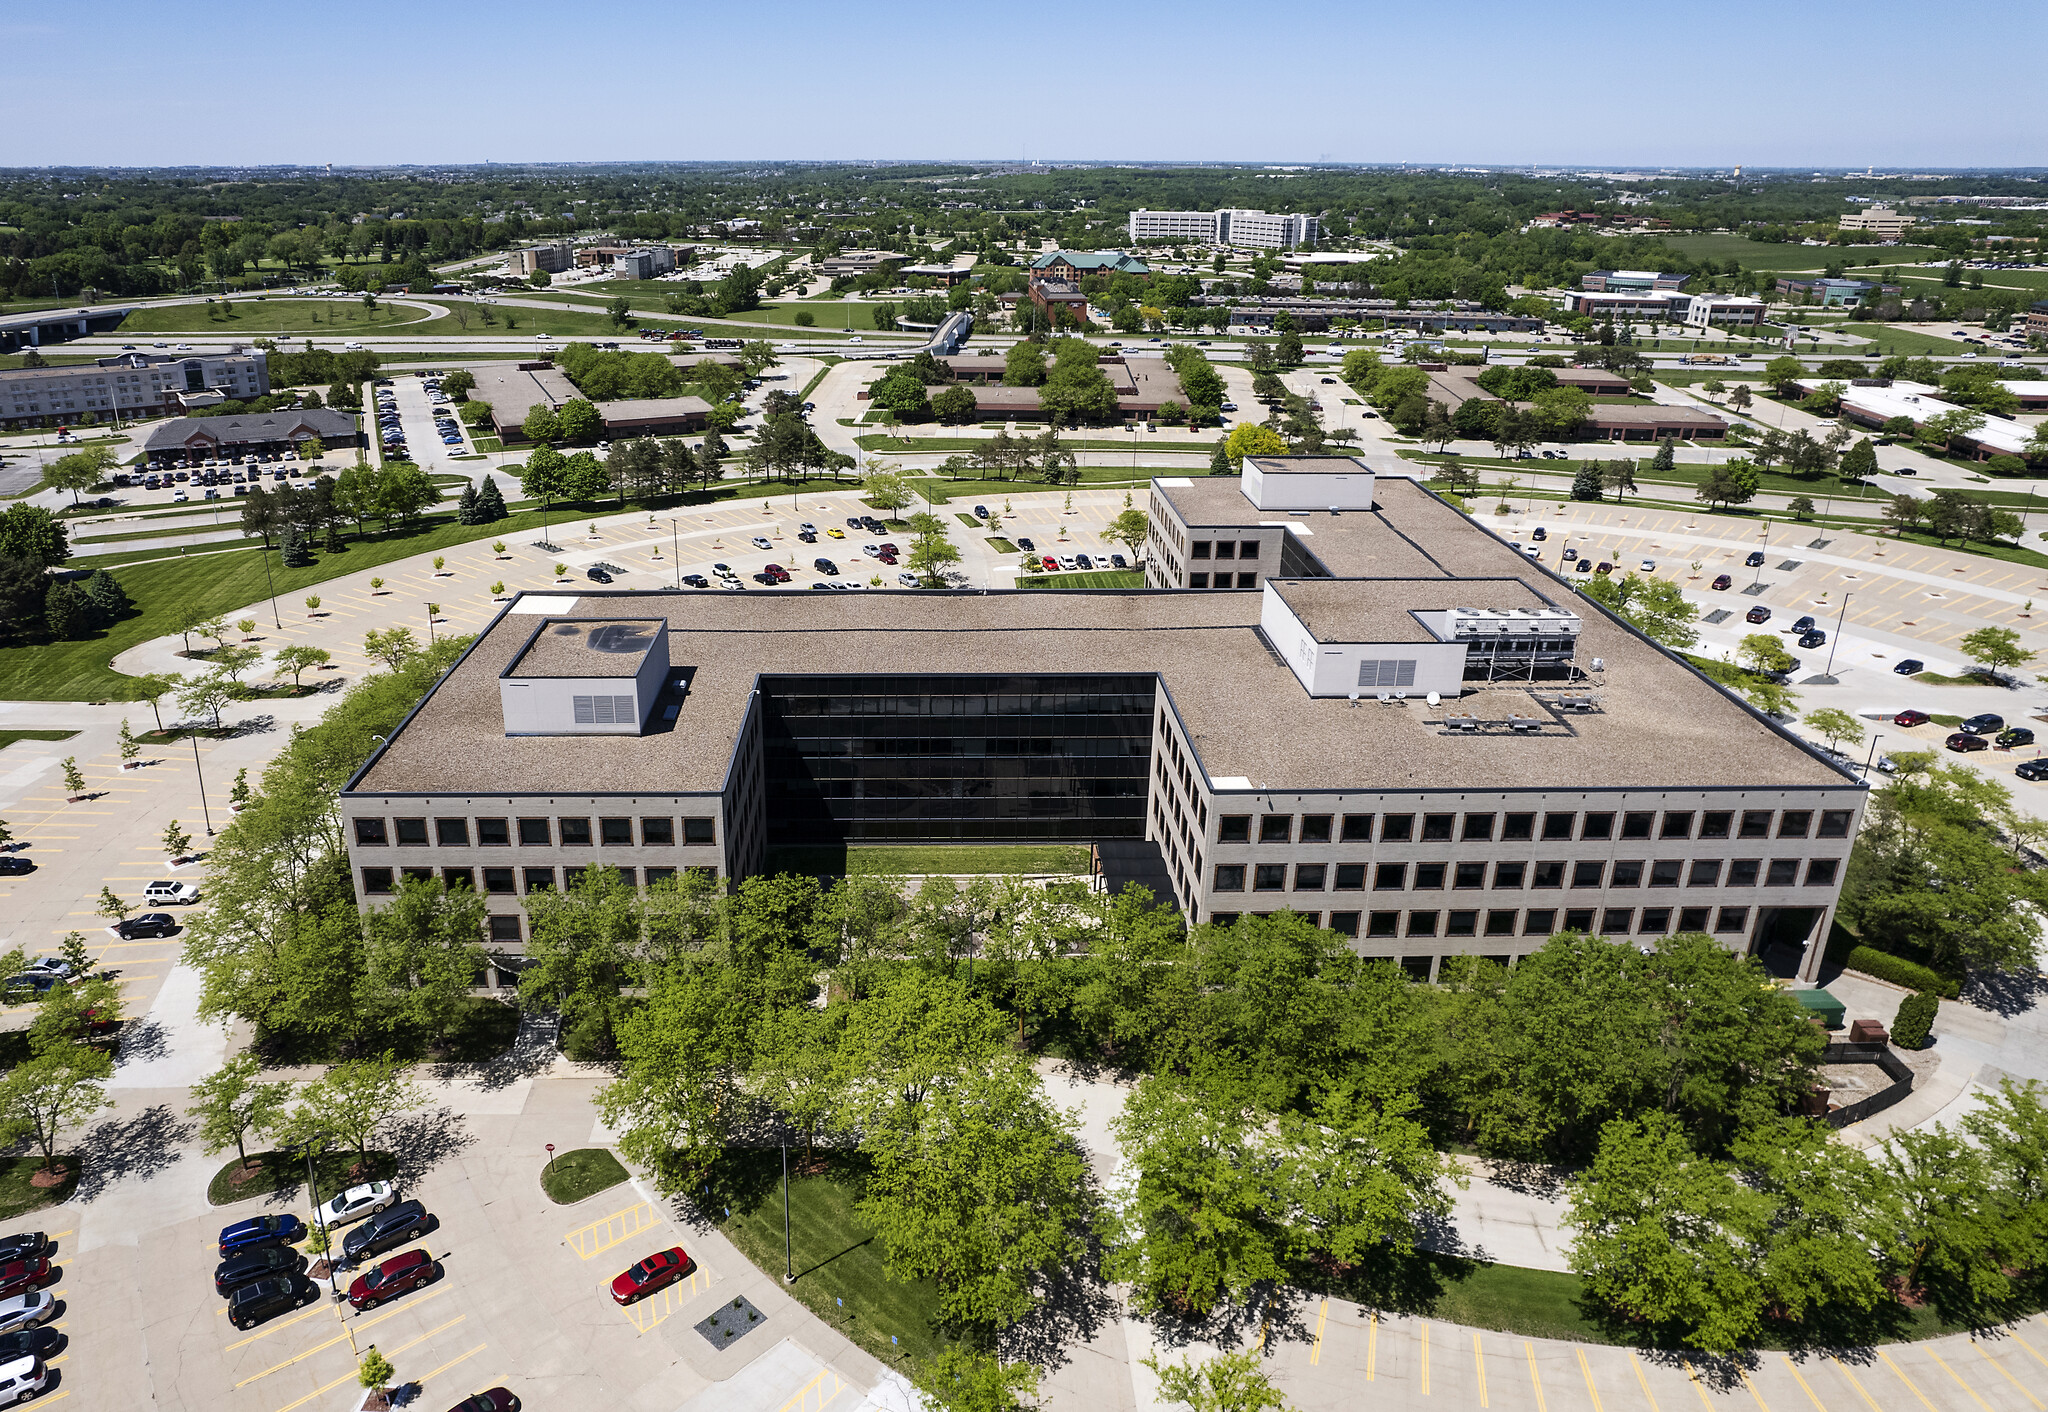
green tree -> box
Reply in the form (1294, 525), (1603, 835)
(60, 757), (85, 798)
(0, 1048), (113, 1176)
(117, 717), (139, 768)
(1958, 626), (2035, 679)
(43, 445), (116, 506)
(1802, 708), (1864, 753)
(272, 645), (332, 688)
(862, 468), (915, 522)
(522, 403), (563, 444)
(917, 1348), (1042, 1412)
(1222, 423), (1287, 469)
(1737, 633), (1796, 676)
(1762, 355), (1806, 395)
(1143, 1351), (1290, 1412)
(1695, 458), (1759, 510)
(363, 627), (421, 670)
(1570, 462), (1603, 501)
(558, 398), (603, 444)
(1581, 573), (1700, 649)
(357, 1348), (395, 1391)
(1103, 507), (1149, 562)
(358, 876), (488, 1042)
(279, 1052), (422, 1163)
(187, 1053), (294, 1167)
(132, 672), (183, 733)
(96, 885), (130, 924)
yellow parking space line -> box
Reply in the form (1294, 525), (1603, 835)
(472, 1372), (512, 1398)
(1420, 1321), (1429, 1395)
(28, 1394), (63, 1407)
(1308, 1298), (1327, 1367)
(1474, 1333), (1488, 1408)
(383, 1314), (467, 1362)
(1630, 1352), (1659, 1412)
(565, 1200), (659, 1260)
(1577, 1347), (1604, 1412)
(1743, 1368), (1773, 1412)
(222, 1298), (329, 1350)
(1366, 1314), (1376, 1382)
(2010, 1328), (2048, 1369)
(1525, 1344), (1546, 1412)
(1876, 1349), (1940, 1412)
(1970, 1340), (2043, 1409)
(47, 1231), (70, 1241)
(1923, 1347), (1992, 1412)
(1782, 1355), (1826, 1412)
(233, 1285), (449, 1376)
(780, 1365), (847, 1412)
(270, 1366), (358, 1412)
(1683, 1362), (1715, 1412)
(415, 1341), (487, 1388)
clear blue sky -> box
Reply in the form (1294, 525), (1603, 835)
(9, 0), (2044, 170)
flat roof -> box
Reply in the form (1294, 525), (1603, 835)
(1271, 577), (1545, 643)
(353, 479), (1849, 800)
(505, 618), (663, 678)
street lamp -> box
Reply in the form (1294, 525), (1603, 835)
(189, 729), (214, 836)
(259, 544), (282, 630)
(1819, 592), (1852, 682)
(1863, 732), (1886, 777)
(782, 1139), (794, 1285)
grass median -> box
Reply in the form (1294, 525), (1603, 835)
(541, 1148), (630, 1205)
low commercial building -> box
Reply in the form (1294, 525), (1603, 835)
(816, 250), (904, 279)
(1580, 271), (1689, 293)
(1, 348), (269, 430)
(1802, 378), (2030, 461)
(1029, 251), (1151, 281)
(344, 459), (1861, 982)
(1561, 290), (1691, 321)
(1419, 366), (1728, 442)
(612, 247), (678, 280)
(1211, 296), (1543, 333)
(1775, 277), (1899, 308)
(899, 263), (972, 288)
(916, 354), (1187, 421)
(142, 406), (360, 466)
(1128, 209), (1321, 249)
(509, 243), (572, 277)
(469, 362), (712, 442)
(1836, 206), (1917, 238)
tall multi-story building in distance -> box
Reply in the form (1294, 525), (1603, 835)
(1128, 208), (1322, 249)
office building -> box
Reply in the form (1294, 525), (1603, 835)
(1, 348), (269, 431)
(1775, 277), (1899, 308)
(612, 247), (678, 280)
(1128, 209), (1321, 250)
(1683, 294), (1768, 328)
(1405, 367), (1729, 443)
(1561, 290), (1693, 321)
(467, 361), (710, 442)
(509, 243), (573, 277)
(1836, 206), (1917, 238)
(1029, 251), (1151, 281)
(1792, 379), (2030, 461)
(1580, 271), (1689, 293)
(344, 459), (1861, 984)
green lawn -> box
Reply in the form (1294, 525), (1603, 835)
(1021, 570), (1147, 590)
(1658, 235), (1947, 272)
(763, 843), (1092, 877)
(117, 300), (435, 335)
(858, 434), (1224, 454)
(540, 1148), (630, 1204)
(0, 730), (77, 751)
(207, 1148), (399, 1208)
(716, 1151), (951, 1372)
(0, 1154), (78, 1222)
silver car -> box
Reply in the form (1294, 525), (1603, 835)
(0, 1294), (52, 1335)
(317, 1181), (395, 1229)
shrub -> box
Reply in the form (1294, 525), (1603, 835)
(1892, 991), (1939, 1049)
(1843, 945), (1960, 999)
(562, 1011), (614, 1063)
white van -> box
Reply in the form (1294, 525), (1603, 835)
(143, 880), (202, 906)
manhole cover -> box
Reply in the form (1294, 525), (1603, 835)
(696, 1295), (766, 1350)
(1703, 609), (1733, 625)
(1741, 582), (1770, 596)
(1776, 560), (1803, 571)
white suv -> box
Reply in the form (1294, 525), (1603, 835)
(143, 880), (202, 906)
(0, 1354), (45, 1406)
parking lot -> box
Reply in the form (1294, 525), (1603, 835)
(373, 373), (471, 471)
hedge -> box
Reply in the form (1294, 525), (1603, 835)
(1842, 945), (1961, 999)
(1892, 992), (1939, 1049)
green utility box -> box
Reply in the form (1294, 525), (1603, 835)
(1792, 987), (1846, 1030)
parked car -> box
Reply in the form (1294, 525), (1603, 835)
(0, 1265), (48, 1302)
(1562, 547), (1578, 562)
(1530, 527), (1547, 541)
(219, 1214), (306, 1258)
(825, 527), (844, 539)
(0, 1331), (59, 1365)
(681, 574), (709, 588)
(1947, 732), (1990, 753)
(0, 859), (32, 877)
(142, 880), (201, 905)
(0, 1241), (45, 1270)
(316, 1182), (395, 1230)
(973, 505), (990, 518)
(1893, 659), (1925, 675)
(750, 537), (772, 550)
(227, 1276), (318, 1330)
(1998, 727), (2036, 748)
(1961, 713), (2005, 735)
(113, 913), (179, 940)
(1791, 615), (1816, 632)
(215, 1246), (305, 1297)
(1074, 553), (1094, 569)
(1016, 537), (1036, 552)
(1639, 560), (1655, 573)
(0, 1354), (44, 1407)
(898, 573), (920, 587)
(610, 1247), (695, 1305)
(1893, 709), (1932, 729)
(1040, 556), (1058, 572)
(1710, 574), (1733, 591)
(1110, 554), (1129, 568)
(446, 1389), (520, 1412)
(584, 567), (613, 584)
(1745, 606), (1772, 624)
(1745, 550), (1766, 567)
(1575, 559), (1592, 574)
(1798, 630), (1827, 649)
(2016, 759), (2048, 782)
(813, 559), (839, 576)
(1057, 555), (1079, 571)
(341, 1201), (430, 1264)
(348, 1249), (439, 1310)
(0, 1297), (51, 1338)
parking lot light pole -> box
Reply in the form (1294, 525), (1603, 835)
(1863, 732), (1885, 776)
(782, 1139), (794, 1284)
(189, 731), (214, 836)
(1821, 592), (1852, 680)
(259, 547), (282, 630)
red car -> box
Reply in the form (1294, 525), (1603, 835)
(347, 1248), (438, 1310)
(610, 1246), (694, 1304)
(446, 1391), (519, 1412)
(1894, 709), (1931, 729)
(0, 1260), (49, 1299)
(1711, 574), (1733, 590)
(1040, 556), (1059, 572)
(1946, 732), (1989, 754)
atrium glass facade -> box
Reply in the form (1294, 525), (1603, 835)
(758, 673), (1156, 844)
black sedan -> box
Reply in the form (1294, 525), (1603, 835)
(215, 1246), (306, 1297)
(1017, 537), (1035, 552)
(340, 1200), (430, 1265)
(0, 1328), (60, 1362)
(1893, 659), (1925, 675)
(0, 858), (33, 876)
(114, 912), (179, 939)
(2016, 759), (2048, 782)
(1998, 727), (2036, 749)
(0, 1237), (46, 1267)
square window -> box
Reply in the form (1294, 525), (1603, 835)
(1299, 814), (1333, 844)
(483, 867), (516, 895)
(394, 817), (429, 846)
(1649, 859), (1683, 888)
(1739, 810), (1774, 839)
(1601, 908), (1634, 934)
(1381, 814), (1414, 842)
(1699, 811), (1733, 840)
(1778, 811), (1813, 839)
(487, 914), (523, 943)
(400, 867), (433, 883)
(1422, 814), (1455, 842)
(1190, 572), (1209, 588)
(1219, 815), (1251, 843)
(1375, 863), (1408, 890)
(1532, 861), (1565, 889)
(524, 867), (556, 893)
(559, 818), (593, 846)
(1639, 907), (1672, 933)
(1329, 911), (1360, 938)
(1237, 572), (1258, 589)
(442, 867), (474, 890)
(518, 818), (551, 846)
(1210, 911), (1241, 927)
(1399, 957), (1434, 981)
(611, 867), (639, 887)
(1484, 909), (1518, 936)
(683, 817), (716, 845)
(1340, 814), (1374, 842)
(1294, 863), (1327, 891)
(1582, 812), (1615, 841)
(1621, 811), (1655, 840)
(435, 818), (470, 847)
(354, 818), (388, 846)
(1818, 810), (1852, 839)
(1728, 860), (1761, 886)
(1610, 859), (1644, 887)
(1688, 859), (1723, 887)
(1254, 864), (1287, 892)
(1501, 812), (1536, 841)
(1191, 541), (1211, 559)
(1260, 815), (1293, 843)
(1367, 911), (1401, 938)
(1239, 540), (1260, 560)
(1766, 859), (1800, 887)
(1542, 812), (1577, 840)
(600, 817), (634, 846)
(1407, 911), (1439, 937)
(1661, 811), (1695, 839)
(1806, 859), (1839, 886)
(476, 818), (510, 847)
(1493, 861), (1526, 888)
(1454, 862), (1486, 889)
(361, 866), (394, 894)
(1214, 541), (1235, 560)
(1334, 863), (1367, 890)
(1523, 908), (1557, 935)
(1462, 813), (1495, 842)
(1679, 906), (1712, 932)
(641, 818), (674, 846)
(1715, 907), (1750, 934)
(1214, 864), (1246, 892)
(645, 866), (677, 885)
(1446, 910), (1478, 937)
(1413, 862), (1447, 889)
(1571, 860), (1604, 888)
(1564, 908), (1596, 932)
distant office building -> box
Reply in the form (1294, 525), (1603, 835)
(611, 247), (678, 280)
(898, 263), (972, 287)
(468, 361), (710, 442)
(1774, 277), (1899, 308)
(2028, 300), (2048, 340)
(1684, 295), (1767, 328)
(510, 243), (572, 277)
(1029, 250), (1151, 280)
(1560, 290), (1692, 321)
(1580, 271), (1689, 293)
(1836, 206), (1917, 238)
(1128, 209), (1321, 250)
(1, 348), (268, 431)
